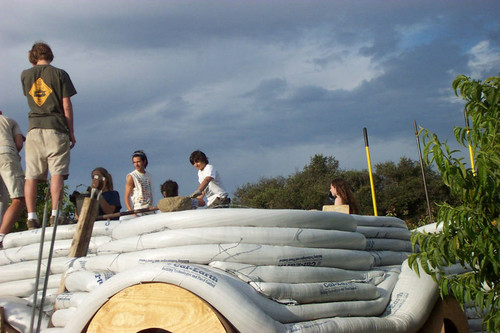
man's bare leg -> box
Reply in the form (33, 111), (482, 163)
(50, 175), (64, 210)
(0, 197), (25, 234)
(25, 179), (38, 214)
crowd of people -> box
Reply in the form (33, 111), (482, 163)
(0, 41), (359, 246)
(0, 41), (233, 243)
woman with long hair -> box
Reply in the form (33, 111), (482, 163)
(329, 178), (359, 214)
(91, 167), (121, 217)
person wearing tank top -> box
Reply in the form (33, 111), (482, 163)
(125, 150), (153, 212)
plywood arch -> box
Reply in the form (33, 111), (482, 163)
(85, 282), (236, 333)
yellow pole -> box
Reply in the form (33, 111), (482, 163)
(363, 128), (378, 216)
(468, 138), (476, 176)
(464, 109), (476, 176)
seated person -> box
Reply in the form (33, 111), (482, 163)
(189, 150), (230, 208)
(157, 179), (205, 212)
(92, 167), (122, 218)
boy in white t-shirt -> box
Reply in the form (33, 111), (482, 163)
(189, 150), (230, 208)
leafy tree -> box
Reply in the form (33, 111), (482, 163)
(233, 177), (287, 209)
(284, 155), (341, 209)
(374, 157), (453, 228)
(409, 75), (499, 332)
(234, 154), (341, 210)
(11, 182), (75, 233)
(234, 154), (454, 226)
(341, 169), (372, 215)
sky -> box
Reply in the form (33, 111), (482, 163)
(1, 0), (499, 208)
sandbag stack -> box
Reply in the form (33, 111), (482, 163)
(0, 209), (439, 333)
(0, 221), (117, 332)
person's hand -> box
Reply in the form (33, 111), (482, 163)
(190, 190), (202, 198)
(101, 177), (108, 191)
(69, 131), (76, 149)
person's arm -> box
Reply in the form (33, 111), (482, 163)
(197, 176), (213, 192)
(190, 176), (211, 198)
(124, 174), (135, 211)
(63, 97), (76, 149)
(196, 197), (206, 207)
(99, 196), (117, 214)
(13, 134), (24, 152)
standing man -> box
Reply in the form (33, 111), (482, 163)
(0, 111), (26, 245)
(21, 42), (77, 229)
(125, 150), (154, 215)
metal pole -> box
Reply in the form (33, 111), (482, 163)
(29, 185), (50, 333)
(363, 128), (378, 216)
(414, 120), (433, 223)
(36, 199), (62, 332)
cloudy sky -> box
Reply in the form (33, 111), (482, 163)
(1, 0), (499, 206)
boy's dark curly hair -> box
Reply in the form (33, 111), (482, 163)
(189, 150), (208, 165)
(161, 180), (179, 198)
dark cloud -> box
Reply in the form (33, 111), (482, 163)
(2, 0), (499, 199)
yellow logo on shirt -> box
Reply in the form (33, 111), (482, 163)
(29, 78), (53, 106)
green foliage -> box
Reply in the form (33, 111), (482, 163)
(234, 177), (288, 209)
(234, 154), (341, 210)
(374, 157), (453, 228)
(234, 154), (452, 226)
(11, 182), (75, 233)
(409, 75), (499, 332)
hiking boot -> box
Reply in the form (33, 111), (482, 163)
(49, 216), (67, 227)
(27, 219), (40, 230)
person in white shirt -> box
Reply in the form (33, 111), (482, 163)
(125, 150), (153, 214)
(189, 150), (230, 208)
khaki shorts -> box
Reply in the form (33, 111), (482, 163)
(25, 129), (70, 180)
(0, 152), (25, 198)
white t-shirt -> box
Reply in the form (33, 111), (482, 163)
(198, 164), (228, 206)
(128, 170), (153, 209)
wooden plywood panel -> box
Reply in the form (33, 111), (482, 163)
(322, 205), (350, 214)
(0, 307), (20, 333)
(86, 283), (233, 333)
(417, 297), (470, 333)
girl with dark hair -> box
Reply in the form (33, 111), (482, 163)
(329, 178), (360, 214)
(91, 167), (121, 217)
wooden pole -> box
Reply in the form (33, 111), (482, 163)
(414, 120), (433, 223)
(57, 175), (104, 294)
(96, 206), (157, 220)
(363, 128), (378, 216)
(67, 196), (99, 257)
